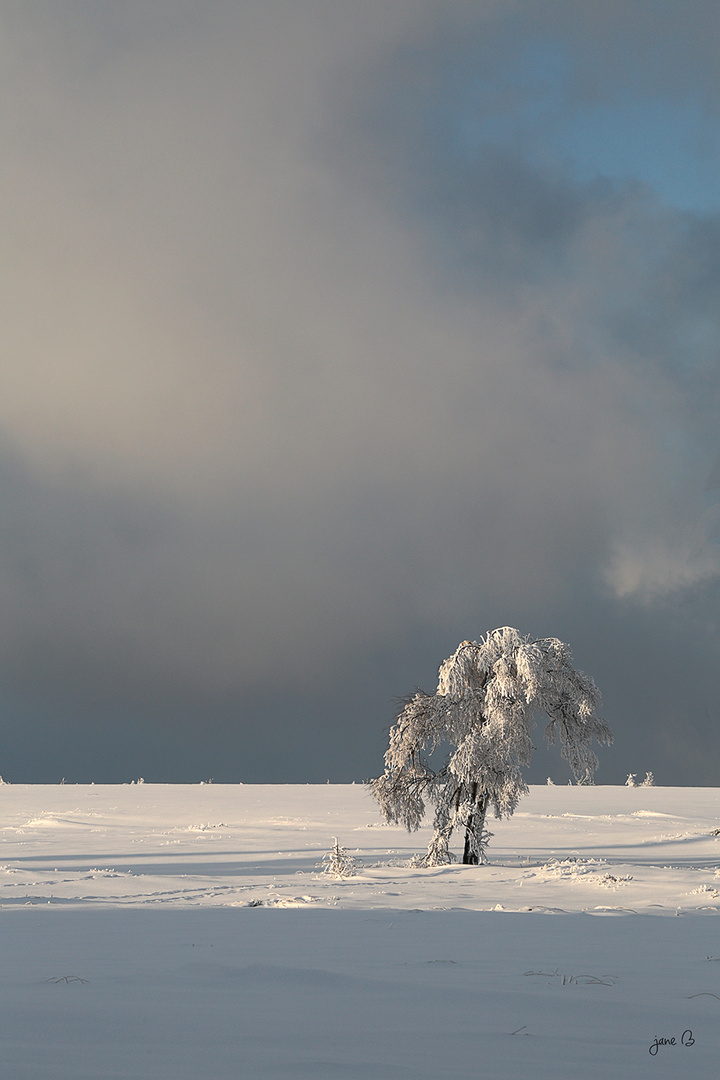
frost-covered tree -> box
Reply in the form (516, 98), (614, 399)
(371, 628), (612, 865)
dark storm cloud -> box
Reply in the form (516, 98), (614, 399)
(0, 2), (719, 782)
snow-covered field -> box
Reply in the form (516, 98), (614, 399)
(1, 783), (719, 1078)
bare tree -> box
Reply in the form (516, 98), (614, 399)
(371, 628), (612, 865)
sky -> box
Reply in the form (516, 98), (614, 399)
(1, 0), (719, 785)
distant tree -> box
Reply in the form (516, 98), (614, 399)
(371, 628), (612, 865)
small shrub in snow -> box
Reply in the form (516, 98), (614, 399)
(317, 838), (357, 878)
(691, 884), (720, 897)
(598, 872), (634, 887)
(627, 772), (654, 787)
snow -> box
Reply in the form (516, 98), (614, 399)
(1, 783), (719, 1077)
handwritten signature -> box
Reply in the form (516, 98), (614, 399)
(649, 1030), (694, 1056)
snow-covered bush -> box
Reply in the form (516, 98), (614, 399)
(371, 628), (612, 866)
(317, 838), (357, 878)
(627, 772), (654, 787)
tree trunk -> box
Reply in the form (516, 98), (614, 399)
(462, 783), (487, 864)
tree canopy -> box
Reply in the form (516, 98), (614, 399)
(371, 628), (613, 864)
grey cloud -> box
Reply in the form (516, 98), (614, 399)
(0, 2), (719, 783)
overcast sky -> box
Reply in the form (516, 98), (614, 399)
(1, 1), (719, 784)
